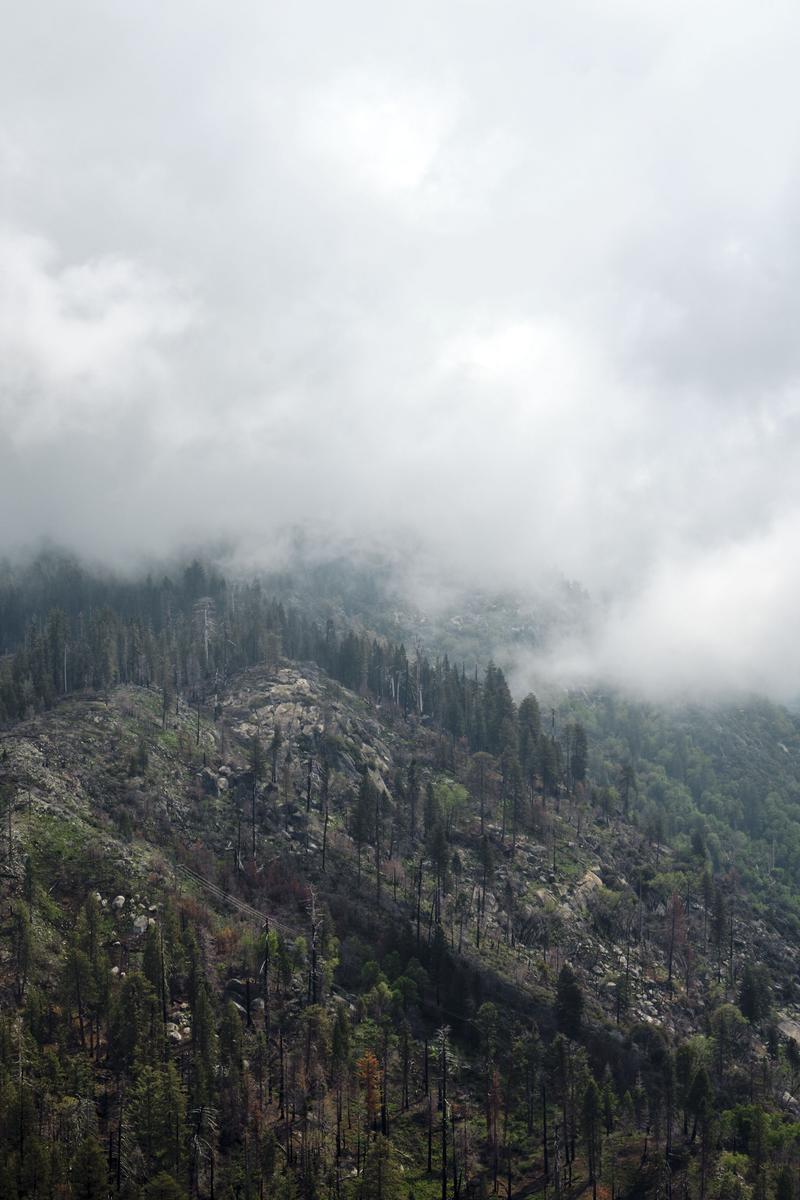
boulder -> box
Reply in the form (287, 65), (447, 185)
(779, 1017), (800, 1044)
(576, 870), (603, 899)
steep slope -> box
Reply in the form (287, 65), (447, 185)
(3, 650), (800, 1200)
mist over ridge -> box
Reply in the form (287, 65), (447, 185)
(3, 535), (798, 707)
(3, 1), (800, 700)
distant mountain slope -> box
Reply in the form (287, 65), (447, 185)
(3, 645), (800, 1198)
(5, 552), (800, 1197)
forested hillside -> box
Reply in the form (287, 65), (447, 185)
(2, 553), (800, 1200)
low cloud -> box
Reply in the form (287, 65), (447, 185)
(2, 1), (800, 698)
(512, 514), (800, 702)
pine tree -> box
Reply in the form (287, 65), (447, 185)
(569, 723), (588, 788)
(739, 963), (771, 1025)
(270, 724), (283, 784)
(776, 1164), (795, 1200)
(71, 1135), (108, 1200)
(11, 906), (31, 1002)
(144, 1173), (188, 1200)
(353, 772), (375, 894)
(619, 763), (636, 819)
(360, 1135), (404, 1200)
(582, 1079), (601, 1199)
(555, 965), (584, 1038)
(518, 694), (541, 785)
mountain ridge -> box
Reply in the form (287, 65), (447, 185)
(2, 558), (800, 1199)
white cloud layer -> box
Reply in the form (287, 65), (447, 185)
(2, 0), (800, 696)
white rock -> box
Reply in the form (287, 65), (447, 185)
(112, 895), (126, 910)
(133, 915), (149, 935)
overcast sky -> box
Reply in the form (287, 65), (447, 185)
(2, 1), (800, 697)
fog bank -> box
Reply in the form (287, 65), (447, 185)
(3, 1), (800, 698)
